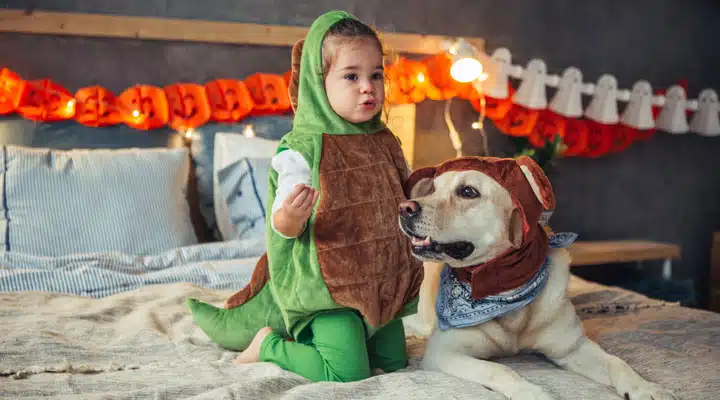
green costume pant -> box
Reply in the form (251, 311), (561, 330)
(259, 310), (408, 382)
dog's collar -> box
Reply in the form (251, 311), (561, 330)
(435, 232), (578, 330)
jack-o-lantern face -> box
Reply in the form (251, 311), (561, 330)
(561, 119), (589, 156)
(582, 120), (614, 158)
(423, 54), (462, 100)
(245, 73), (291, 115)
(610, 125), (635, 152)
(0, 68), (26, 115)
(17, 79), (75, 122)
(493, 104), (539, 136)
(528, 110), (566, 149)
(117, 85), (169, 130)
(165, 83), (211, 131)
(386, 57), (428, 104)
(471, 84), (515, 121)
(74, 86), (123, 127)
(283, 70), (292, 89)
(205, 79), (254, 122)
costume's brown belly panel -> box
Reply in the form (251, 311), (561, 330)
(314, 130), (423, 327)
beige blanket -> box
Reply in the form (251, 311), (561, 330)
(1, 277), (718, 399)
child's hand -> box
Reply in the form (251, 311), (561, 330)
(273, 184), (319, 238)
(282, 184), (319, 221)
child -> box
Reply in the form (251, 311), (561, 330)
(188, 10), (424, 383)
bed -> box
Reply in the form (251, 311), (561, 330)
(0, 116), (718, 400)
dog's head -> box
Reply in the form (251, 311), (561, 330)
(398, 156), (555, 269)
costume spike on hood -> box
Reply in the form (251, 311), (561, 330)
(290, 10), (385, 136)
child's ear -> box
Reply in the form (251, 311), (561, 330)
(289, 39), (304, 112)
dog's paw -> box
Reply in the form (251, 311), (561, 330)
(507, 384), (556, 400)
(620, 382), (676, 400)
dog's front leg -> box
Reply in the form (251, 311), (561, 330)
(549, 337), (676, 400)
(423, 332), (556, 400)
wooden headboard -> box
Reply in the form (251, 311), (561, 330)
(710, 232), (720, 312)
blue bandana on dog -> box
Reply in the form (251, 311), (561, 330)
(435, 232), (578, 331)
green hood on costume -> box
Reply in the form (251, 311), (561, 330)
(186, 10), (419, 351)
(289, 10), (385, 137)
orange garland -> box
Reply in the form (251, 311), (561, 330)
(1, 54), (665, 158)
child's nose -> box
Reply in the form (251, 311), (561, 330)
(360, 80), (374, 93)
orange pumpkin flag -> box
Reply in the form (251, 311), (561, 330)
(493, 104), (539, 137)
(528, 110), (567, 149)
(582, 120), (614, 158)
(385, 57), (428, 104)
(282, 70), (292, 89)
(74, 86), (123, 127)
(205, 79), (254, 122)
(471, 84), (515, 121)
(423, 54), (461, 100)
(16, 79), (75, 122)
(245, 73), (291, 115)
(609, 125), (635, 153)
(117, 85), (169, 130)
(0, 68), (26, 115)
(165, 83), (211, 131)
(561, 118), (589, 156)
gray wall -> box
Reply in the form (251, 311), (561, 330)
(2, 0), (719, 307)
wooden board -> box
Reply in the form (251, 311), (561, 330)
(0, 10), (484, 55)
(710, 232), (720, 312)
(567, 240), (681, 266)
(382, 103), (417, 168)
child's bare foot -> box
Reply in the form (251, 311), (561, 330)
(232, 327), (273, 364)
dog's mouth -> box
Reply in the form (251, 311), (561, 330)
(401, 224), (475, 260)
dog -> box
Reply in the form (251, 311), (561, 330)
(399, 156), (675, 400)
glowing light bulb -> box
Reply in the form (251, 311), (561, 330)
(184, 128), (195, 140)
(243, 124), (255, 138)
(65, 99), (75, 112)
(472, 122), (480, 129)
(132, 110), (141, 118)
(451, 57), (484, 83)
(447, 38), (485, 83)
(417, 73), (425, 83)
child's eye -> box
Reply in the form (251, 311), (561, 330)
(372, 72), (384, 80)
(344, 73), (358, 81)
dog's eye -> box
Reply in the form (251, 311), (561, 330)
(457, 185), (480, 199)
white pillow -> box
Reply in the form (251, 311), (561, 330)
(213, 133), (280, 240)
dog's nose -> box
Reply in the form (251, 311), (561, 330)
(399, 200), (421, 218)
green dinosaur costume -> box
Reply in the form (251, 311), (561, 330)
(186, 10), (424, 381)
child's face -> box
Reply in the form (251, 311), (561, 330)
(324, 38), (385, 124)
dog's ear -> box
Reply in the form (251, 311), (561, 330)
(406, 167), (436, 198)
(509, 208), (525, 248)
(516, 156), (555, 211)
(288, 39), (304, 112)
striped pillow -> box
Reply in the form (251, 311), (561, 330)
(0, 146), (198, 257)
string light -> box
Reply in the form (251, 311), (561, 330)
(448, 38), (485, 83)
(243, 124), (255, 138)
(65, 99), (75, 114)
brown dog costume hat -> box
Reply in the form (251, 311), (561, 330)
(405, 155), (556, 300)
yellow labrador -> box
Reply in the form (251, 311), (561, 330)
(399, 156), (675, 400)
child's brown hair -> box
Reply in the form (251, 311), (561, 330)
(321, 18), (385, 76)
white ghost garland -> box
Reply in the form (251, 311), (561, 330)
(621, 80), (655, 130)
(656, 85), (689, 134)
(689, 89), (720, 136)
